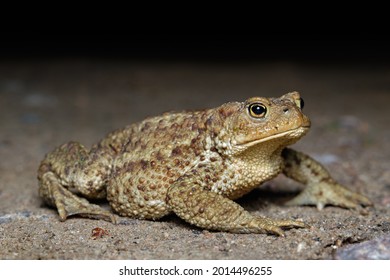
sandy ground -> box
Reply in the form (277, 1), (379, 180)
(0, 58), (389, 259)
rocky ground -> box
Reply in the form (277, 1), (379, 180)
(0, 58), (389, 259)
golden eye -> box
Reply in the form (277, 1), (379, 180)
(248, 103), (267, 118)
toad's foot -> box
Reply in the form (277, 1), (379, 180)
(285, 181), (372, 210)
(40, 172), (117, 223)
(282, 148), (372, 210)
(244, 216), (307, 236)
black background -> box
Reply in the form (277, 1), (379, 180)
(1, 13), (388, 64)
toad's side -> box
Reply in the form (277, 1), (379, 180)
(38, 92), (371, 236)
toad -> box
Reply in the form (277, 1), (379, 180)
(38, 92), (371, 236)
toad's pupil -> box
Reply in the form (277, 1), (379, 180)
(252, 105), (265, 115)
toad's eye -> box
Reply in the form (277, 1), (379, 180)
(248, 103), (267, 118)
(299, 98), (304, 109)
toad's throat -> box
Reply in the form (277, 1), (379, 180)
(236, 126), (310, 147)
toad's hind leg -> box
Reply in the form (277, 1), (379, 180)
(38, 141), (116, 223)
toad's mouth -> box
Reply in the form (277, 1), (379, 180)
(236, 125), (310, 147)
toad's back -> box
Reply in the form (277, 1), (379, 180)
(103, 109), (218, 219)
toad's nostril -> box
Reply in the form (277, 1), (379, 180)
(283, 107), (289, 113)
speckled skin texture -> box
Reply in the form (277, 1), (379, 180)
(37, 92), (371, 236)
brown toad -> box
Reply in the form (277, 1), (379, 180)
(37, 91), (371, 236)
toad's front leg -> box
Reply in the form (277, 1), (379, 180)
(166, 172), (305, 236)
(282, 148), (372, 209)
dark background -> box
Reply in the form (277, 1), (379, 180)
(1, 41), (388, 62)
(1, 28), (389, 64)
(1, 3), (389, 63)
